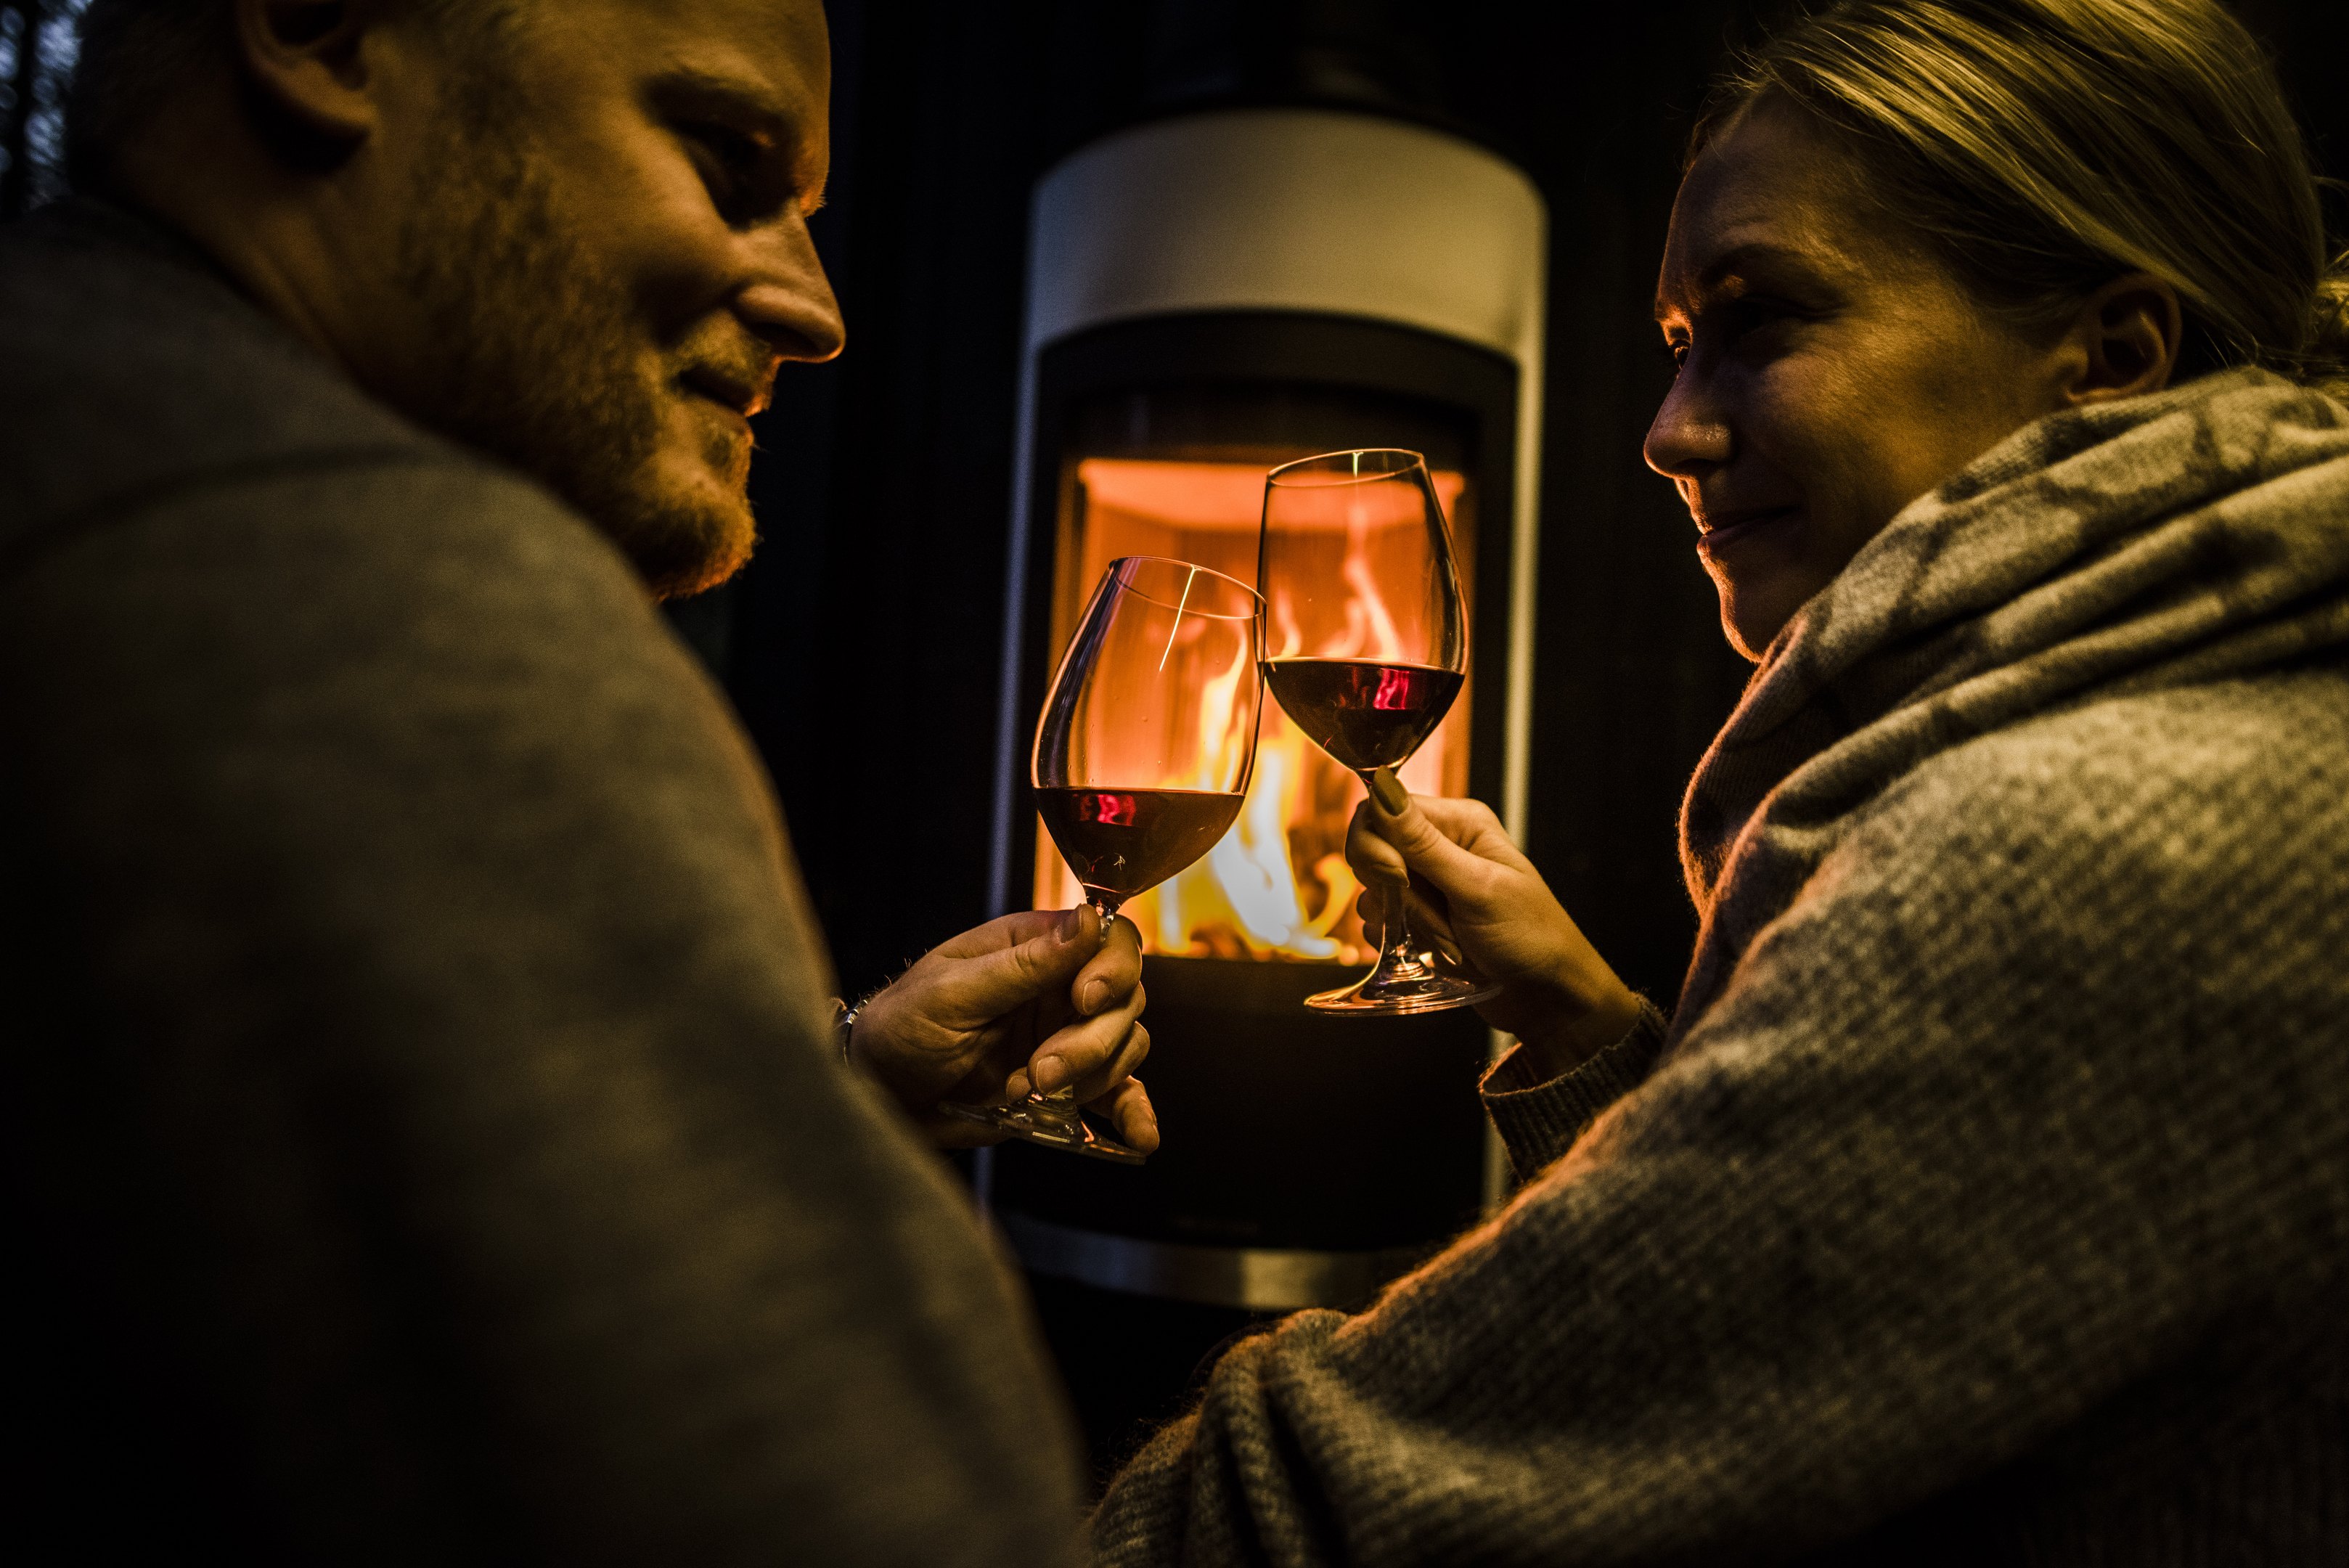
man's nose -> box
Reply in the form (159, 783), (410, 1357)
(735, 219), (846, 364)
(1643, 371), (1731, 479)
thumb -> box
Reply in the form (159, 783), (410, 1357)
(946, 905), (1100, 1018)
(1365, 768), (1489, 897)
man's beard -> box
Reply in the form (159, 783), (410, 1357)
(389, 103), (755, 597)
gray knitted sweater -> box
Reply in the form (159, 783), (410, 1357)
(1091, 369), (2349, 1565)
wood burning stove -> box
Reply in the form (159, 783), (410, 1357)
(985, 107), (1547, 1311)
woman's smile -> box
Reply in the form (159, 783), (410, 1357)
(1692, 502), (1803, 564)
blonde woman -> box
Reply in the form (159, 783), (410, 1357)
(1093, 1), (2349, 1561)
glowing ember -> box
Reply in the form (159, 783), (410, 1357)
(1036, 457), (1469, 963)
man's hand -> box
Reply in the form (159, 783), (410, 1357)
(1347, 769), (1641, 1080)
(847, 906), (1158, 1153)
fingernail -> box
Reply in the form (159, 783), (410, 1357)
(1060, 905), (1094, 944)
(1031, 1055), (1069, 1095)
(1078, 979), (1104, 1015)
(1005, 1070), (1031, 1101)
(1370, 767), (1408, 814)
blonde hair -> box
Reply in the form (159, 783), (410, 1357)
(1696, 0), (2349, 399)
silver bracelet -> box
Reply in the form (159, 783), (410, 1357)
(831, 997), (865, 1066)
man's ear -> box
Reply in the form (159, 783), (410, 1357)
(232, 0), (386, 143)
(2060, 271), (2185, 405)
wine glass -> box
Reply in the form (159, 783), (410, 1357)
(942, 556), (1262, 1161)
(1258, 449), (1498, 1014)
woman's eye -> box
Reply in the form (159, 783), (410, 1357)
(1670, 341), (1691, 369)
(1723, 298), (1799, 340)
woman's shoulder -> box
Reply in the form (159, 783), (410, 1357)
(1855, 659), (2348, 884)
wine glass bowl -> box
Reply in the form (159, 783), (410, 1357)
(944, 556), (1262, 1161)
(1258, 449), (1498, 1015)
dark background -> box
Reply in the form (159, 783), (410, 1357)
(7, 0), (2337, 1003)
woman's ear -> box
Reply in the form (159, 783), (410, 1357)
(2060, 271), (2184, 404)
(232, 0), (385, 144)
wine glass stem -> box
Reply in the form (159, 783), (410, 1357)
(1360, 769), (1419, 970)
(1376, 886), (1418, 971)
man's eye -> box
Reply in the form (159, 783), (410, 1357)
(682, 124), (764, 211)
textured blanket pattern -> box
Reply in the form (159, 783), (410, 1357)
(1090, 369), (2349, 1567)
(1677, 368), (2349, 1033)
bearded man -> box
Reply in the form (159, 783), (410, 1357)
(0, 2), (1143, 1561)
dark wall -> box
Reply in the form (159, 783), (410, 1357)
(714, 0), (2347, 1005)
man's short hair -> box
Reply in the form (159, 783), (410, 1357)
(65, 0), (518, 194)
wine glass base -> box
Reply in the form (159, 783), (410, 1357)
(939, 1094), (1146, 1164)
(1306, 967), (1501, 1016)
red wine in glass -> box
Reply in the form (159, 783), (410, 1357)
(1257, 450), (1498, 1015)
(940, 557), (1262, 1161)
(1259, 658), (1463, 773)
(1035, 787), (1246, 906)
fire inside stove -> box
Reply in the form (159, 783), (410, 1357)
(1034, 457), (1473, 963)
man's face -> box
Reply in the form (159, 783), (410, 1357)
(376, 0), (843, 597)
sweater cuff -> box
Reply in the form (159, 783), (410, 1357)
(1479, 999), (1671, 1183)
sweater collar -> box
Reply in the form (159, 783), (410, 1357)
(1679, 368), (2349, 914)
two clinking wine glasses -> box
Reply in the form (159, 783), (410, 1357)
(941, 449), (1492, 1163)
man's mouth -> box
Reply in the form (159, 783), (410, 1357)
(1694, 505), (1800, 561)
(679, 367), (770, 425)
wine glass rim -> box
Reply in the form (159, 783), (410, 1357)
(1106, 555), (1263, 618)
(1265, 448), (1429, 487)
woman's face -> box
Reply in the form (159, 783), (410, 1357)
(1646, 99), (2070, 660)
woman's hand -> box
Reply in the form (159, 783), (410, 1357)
(846, 906), (1157, 1153)
(1347, 769), (1641, 1079)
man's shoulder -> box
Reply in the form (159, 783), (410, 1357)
(0, 200), (494, 553)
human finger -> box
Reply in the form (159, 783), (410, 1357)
(1346, 798), (1411, 889)
(933, 903), (1104, 1024)
(1089, 1075), (1160, 1156)
(920, 906), (1068, 960)
(1362, 769), (1506, 898)
(1025, 983), (1148, 1098)
(1400, 877), (1458, 947)
(1408, 891), (1468, 968)
(1069, 914), (1142, 1017)
(1056, 1016), (1151, 1104)
(1410, 791), (1539, 875)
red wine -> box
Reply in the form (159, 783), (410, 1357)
(1036, 786), (1246, 904)
(1263, 658), (1463, 772)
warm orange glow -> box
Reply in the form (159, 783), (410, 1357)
(1036, 457), (1472, 963)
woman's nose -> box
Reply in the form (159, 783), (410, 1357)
(1644, 372), (1732, 479)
